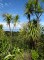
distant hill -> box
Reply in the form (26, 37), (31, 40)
(5, 31), (19, 36)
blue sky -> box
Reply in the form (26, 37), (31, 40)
(0, 0), (44, 30)
(0, 0), (28, 22)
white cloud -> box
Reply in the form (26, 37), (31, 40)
(0, 3), (4, 8)
(4, 2), (11, 6)
(0, 22), (22, 31)
(0, 0), (2, 2)
(4, 3), (8, 6)
(0, 22), (8, 28)
(0, 21), (44, 31)
(0, 2), (11, 8)
(40, 22), (44, 25)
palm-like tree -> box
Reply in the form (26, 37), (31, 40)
(13, 15), (19, 31)
(25, 0), (43, 22)
(25, 0), (33, 22)
(13, 15), (19, 26)
(3, 14), (12, 31)
(3, 14), (12, 52)
(28, 20), (41, 49)
(34, 0), (43, 20)
(25, 0), (44, 50)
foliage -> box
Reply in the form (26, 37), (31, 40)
(0, 24), (3, 30)
(31, 50), (39, 60)
(25, 0), (44, 22)
(0, 0), (44, 60)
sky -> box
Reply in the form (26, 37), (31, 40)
(0, 0), (44, 31)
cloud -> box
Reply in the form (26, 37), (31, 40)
(0, 22), (22, 31)
(0, 0), (2, 2)
(0, 21), (44, 31)
(0, 2), (11, 8)
(0, 22), (8, 28)
(4, 2), (11, 6)
(4, 3), (8, 6)
(40, 21), (44, 25)
(0, 3), (3, 8)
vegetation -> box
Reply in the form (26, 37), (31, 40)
(0, 0), (44, 60)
